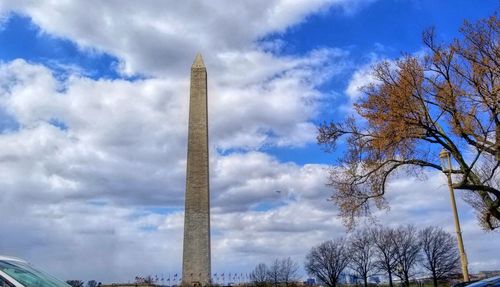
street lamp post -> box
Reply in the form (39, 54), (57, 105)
(439, 149), (470, 282)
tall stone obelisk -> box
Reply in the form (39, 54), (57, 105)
(182, 54), (211, 287)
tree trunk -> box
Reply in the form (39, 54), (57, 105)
(388, 270), (393, 287)
(496, 123), (499, 160)
(363, 276), (368, 287)
(432, 270), (438, 287)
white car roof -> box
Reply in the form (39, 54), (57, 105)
(0, 255), (28, 263)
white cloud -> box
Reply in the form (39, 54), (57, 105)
(345, 62), (377, 100)
(211, 151), (332, 212)
(0, 200), (185, 282)
(211, 48), (348, 149)
(0, 0), (365, 76)
(0, 53), (340, 281)
(3, 155), (497, 283)
(343, 50), (393, 102)
(0, 59), (190, 207)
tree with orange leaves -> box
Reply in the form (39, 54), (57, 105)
(318, 14), (499, 230)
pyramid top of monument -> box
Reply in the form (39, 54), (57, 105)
(192, 53), (205, 68)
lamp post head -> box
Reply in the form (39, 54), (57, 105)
(439, 148), (451, 171)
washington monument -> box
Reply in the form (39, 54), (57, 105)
(182, 54), (211, 287)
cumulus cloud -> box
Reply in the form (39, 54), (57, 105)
(0, 52), (334, 207)
(0, 59), (190, 207)
(0, 150), (341, 282)
(211, 151), (332, 212)
(0, 57), (336, 208)
(211, 48), (348, 149)
(0, 199), (185, 282)
(0, 0), (367, 76)
(0, 51), (340, 280)
(344, 62), (376, 100)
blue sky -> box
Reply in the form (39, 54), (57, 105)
(0, 0), (498, 283)
(0, 15), (120, 79)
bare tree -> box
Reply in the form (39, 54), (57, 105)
(143, 276), (155, 284)
(86, 281), (97, 287)
(66, 281), (84, 287)
(317, 13), (500, 230)
(349, 228), (377, 287)
(305, 238), (350, 287)
(251, 263), (269, 287)
(420, 226), (460, 287)
(281, 257), (300, 287)
(392, 226), (422, 287)
(267, 259), (283, 287)
(371, 227), (398, 287)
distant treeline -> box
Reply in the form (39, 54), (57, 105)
(250, 225), (460, 287)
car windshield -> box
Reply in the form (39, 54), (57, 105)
(0, 260), (70, 287)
